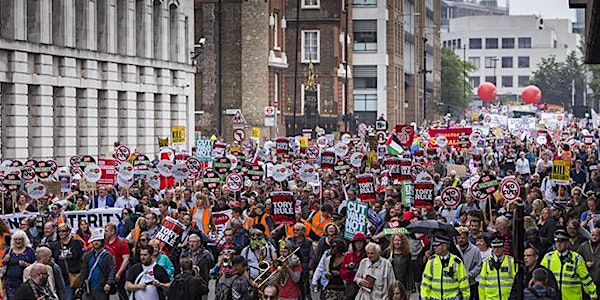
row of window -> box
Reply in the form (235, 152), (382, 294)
(302, 0), (379, 8)
(468, 56), (530, 69)
(470, 75), (530, 88)
(468, 37), (532, 49)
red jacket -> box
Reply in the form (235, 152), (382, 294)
(340, 250), (366, 283)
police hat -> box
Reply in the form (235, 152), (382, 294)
(432, 235), (453, 246)
(554, 229), (572, 241)
(490, 236), (505, 248)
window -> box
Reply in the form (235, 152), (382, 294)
(353, 20), (377, 51)
(273, 73), (279, 104)
(518, 76), (529, 87)
(468, 57), (480, 69)
(301, 30), (320, 62)
(484, 57), (498, 68)
(353, 66), (377, 89)
(518, 37), (532, 48)
(485, 38), (498, 49)
(501, 57), (513, 68)
(302, 0), (320, 9)
(354, 0), (377, 4)
(501, 76), (513, 87)
(470, 76), (480, 88)
(354, 94), (378, 111)
(272, 12), (279, 49)
(485, 76), (496, 85)
(469, 38), (482, 49)
(502, 38), (514, 49)
(518, 56), (530, 68)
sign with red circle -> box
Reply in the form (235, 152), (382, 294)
(470, 181), (488, 201)
(500, 178), (520, 201)
(291, 159), (305, 174)
(441, 187), (461, 209)
(115, 145), (131, 162)
(226, 173), (244, 192)
(306, 145), (320, 160)
(186, 157), (202, 174)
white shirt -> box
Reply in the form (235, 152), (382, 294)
(115, 196), (139, 209)
(515, 158), (531, 175)
(133, 263), (160, 300)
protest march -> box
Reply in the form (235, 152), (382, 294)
(1, 106), (600, 300)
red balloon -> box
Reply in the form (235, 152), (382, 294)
(521, 85), (542, 104)
(477, 82), (497, 102)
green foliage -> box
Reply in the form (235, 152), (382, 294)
(440, 47), (476, 117)
(529, 51), (585, 108)
(589, 64), (600, 105)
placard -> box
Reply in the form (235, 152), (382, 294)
(155, 216), (185, 255)
(413, 183), (434, 209)
(271, 191), (295, 225)
(344, 201), (368, 240)
(401, 181), (414, 207)
(551, 159), (571, 184)
(427, 128), (473, 148)
(356, 174), (376, 202)
(201, 170), (221, 189)
(334, 161), (350, 176)
(98, 158), (116, 185)
(321, 151), (336, 169)
(441, 187), (461, 209)
(500, 178), (520, 201)
(195, 139), (213, 162)
(247, 164), (265, 181)
(395, 124), (415, 147)
(213, 157), (232, 174)
(275, 138), (289, 156)
(477, 173), (500, 195)
(384, 158), (402, 181)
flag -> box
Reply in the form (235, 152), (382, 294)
(385, 134), (404, 156)
(410, 136), (420, 153)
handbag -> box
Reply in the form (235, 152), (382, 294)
(64, 258), (81, 289)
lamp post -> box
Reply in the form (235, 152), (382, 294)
(492, 57), (499, 85)
(422, 37), (431, 122)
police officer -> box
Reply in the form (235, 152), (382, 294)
(541, 229), (598, 300)
(478, 236), (517, 300)
(421, 235), (470, 300)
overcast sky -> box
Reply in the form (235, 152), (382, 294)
(509, 0), (576, 20)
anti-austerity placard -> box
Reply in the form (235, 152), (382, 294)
(344, 200), (367, 240)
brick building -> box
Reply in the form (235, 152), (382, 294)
(283, 0), (351, 135)
(194, 0), (286, 141)
(0, 0), (195, 163)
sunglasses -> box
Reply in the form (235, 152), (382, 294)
(58, 229), (69, 233)
(250, 234), (263, 239)
(140, 239), (149, 242)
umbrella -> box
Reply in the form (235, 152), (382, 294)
(406, 220), (460, 237)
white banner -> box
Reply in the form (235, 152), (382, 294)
(0, 208), (126, 233)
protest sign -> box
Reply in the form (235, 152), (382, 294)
(334, 161), (350, 176)
(155, 216), (185, 255)
(356, 174), (376, 202)
(413, 182), (434, 209)
(247, 163), (265, 181)
(202, 170), (221, 189)
(477, 173), (500, 195)
(551, 159), (571, 184)
(271, 191), (295, 225)
(58, 173), (71, 193)
(441, 187), (461, 209)
(0, 208), (125, 232)
(195, 139), (212, 162)
(212, 209), (232, 239)
(43, 182), (61, 196)
(344, 200), (368, 240)
(79, 179), (97, 192)
(214, 157), (232, 174)
(427, 128), (473, 148)
(395, 124), (415, 147)
(97, 158), (116, 185)
(275, 138), (290, 156)
(401, 181), (414, 207)
(321, 151), (336, 169)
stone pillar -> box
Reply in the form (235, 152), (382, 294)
(154, 93), (170, 141)
(27, 0), (51, 44)
(28, 85), (54, 160)
(126, 0), (136, 56)
(0, 0), (27, 41)
(136, 93), (155, 153)
(52, 0), (75, 47)
(76, 88), (99, 157)
(118, 91), (137, 147)
(53, 87), (77, 165)
(98, 89), (118, 156)
(2, 83), (29, 160)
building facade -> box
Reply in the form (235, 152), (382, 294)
(194, 0), (285, 141)
(441, 0), (508, 30)
(0, 0), (195, 164)
(283, 0), (350, 135)
(442, 15), (580, 101)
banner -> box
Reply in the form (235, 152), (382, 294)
(427, 128), (473, 148)
(394, 124), (415, 148)
(551, 159), (571, 184)
(356, 174), (376, 202)
(212, 209), (232, 240)
(344, 200), (367, 240)
(97, 158), (116, 185)
(0, 208), (126, 232)
(271, 191), (295, 224)
(155, 216), (185, 255)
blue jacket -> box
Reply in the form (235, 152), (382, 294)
(92, 196), (115, 208)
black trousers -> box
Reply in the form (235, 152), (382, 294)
(469, 283), (479, 300)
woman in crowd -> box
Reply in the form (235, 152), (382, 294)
(341, 232), (367, 300)
(15, 194), (36, 213)
(382, 232), (414, 293)
(537, 207), (556, 240)
(313, 223), (340, 269)
(3, 230), (36, 300)
(385, 280), (410, 300)
(149, 238), (175, 281)
(322, 237), (347, 300)
(75, 219), (92, 248)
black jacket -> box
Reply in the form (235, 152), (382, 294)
(79, 248), (116, 290)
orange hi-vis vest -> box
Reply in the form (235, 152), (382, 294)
(190, 206), (213, 234)
(242, 217), (254, 229)
(308, 211), (331, 237)
(253, 214), (271, 236)
(285, 224), (295, 238)
(0, 232), (10, 267)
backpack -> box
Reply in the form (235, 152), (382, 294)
(216, 274), (241, 300)
(525, 286), (556, 300)
(168, 273), (208, 299)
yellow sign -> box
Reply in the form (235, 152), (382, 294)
(365, 152), (377, 168)
(551, 160), (571, 183)
(171, 126), (186, 144)
(299, 137), (308, 148)
(251, 127), (261, 139)
(229, 146), (242, 153)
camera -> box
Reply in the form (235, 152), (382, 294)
(346, 262), (358, 271)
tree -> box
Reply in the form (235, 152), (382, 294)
(440, 47), (476, 118)
(529, 51), (585, 109)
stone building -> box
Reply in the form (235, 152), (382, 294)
(0, 0), (196, 164)
(283, 0), (351, 135)
(194, 0), (286, 141)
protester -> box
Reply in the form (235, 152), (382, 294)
(3, 230), (37, 300)
(125, 244), (171, 300)
(50, 223), (85, 300)
(77, 228), (115, 300)
(14, 263), (57, 300)
(22, 247), (59, 299)
(354, 242), (395, 300)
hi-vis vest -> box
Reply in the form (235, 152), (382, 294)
(190, 206), (212, 234)
(420, 253), (470, 300)
(308, 211), (330, 237)
(253, 214), (271, 236)
(479, 255), (517, 300)
(541, 250), (598, 300)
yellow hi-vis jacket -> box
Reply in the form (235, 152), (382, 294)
(541, 250), (598, 300)
(421, 253), (470, 300)
(478, 255), (517, 300)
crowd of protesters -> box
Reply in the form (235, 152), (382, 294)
(1, 118), (600, 300)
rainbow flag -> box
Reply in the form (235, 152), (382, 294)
(409, 136), (420, 153)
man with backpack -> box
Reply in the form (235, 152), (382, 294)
(168, 257), (208, 300)
(216, 255), (251, 300)
(523, 268), (558, 300)
(104, 223), (130, 300)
